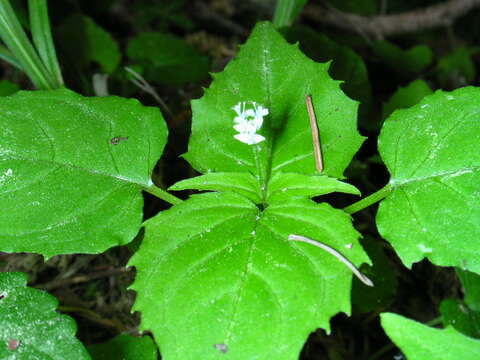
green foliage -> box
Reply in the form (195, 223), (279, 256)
(58, 14), (121, 74)
(273, 0), (308, 27)
(130, 22), (370, 359)
(0, 272), (90, 359)
(457, 268), (480, 311)
(0, 79), (19, 96)
(440, 299), (480, 339)
(381, 313), (480, 360)
(282, 25), (372, 106)
(87, 334), (157, 360)
(126, 32), (210, 84)
(0, 88), (167, 257)
(351, 237), (397, 312)
(382, 79), (433, 119)
(376, 87), (480, 273)
(372, 40), (433, 76)
(184, 22), (364, 180)
(435, 47), (475, 88)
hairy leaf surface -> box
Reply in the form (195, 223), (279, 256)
(0, 89), (167, 256)
(381, 313), (480, 360)
(377, 87), (480, 273)
(0, 272), (90, 359)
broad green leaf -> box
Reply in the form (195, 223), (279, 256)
(381, 313), (480, 360)
(0, 88), (167, 257)
(440, 298), (480, 339)
(58, 14), (121, 74)
(372, 41), (433, 76)
(184, 22), (364, 181)
(126, 32), (210, 84)
(0, 272), (90, 359)
(130, 192), (369, 359)
(376, 87), (480, 273)
(457, 268), (480, 311)
(382, 79), (433, 119)
(170, 172), (262, 203)
(87, 334), (157, 360)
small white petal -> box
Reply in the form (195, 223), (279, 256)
(234, 132), (265, 145)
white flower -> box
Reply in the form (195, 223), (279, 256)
(232, 101), (268, 145)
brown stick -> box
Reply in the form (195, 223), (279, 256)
(304, 0), (480, 40)
(306, 95), (323, 172)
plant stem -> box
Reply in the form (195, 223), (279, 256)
(144, 184), (183, 205)
(343, 183), (393, 214)
(273, 0), (308, 28)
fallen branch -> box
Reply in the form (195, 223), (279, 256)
(304, 0), (480, 40)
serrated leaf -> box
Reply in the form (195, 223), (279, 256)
(376, 87), (480, 273)
(0, 272), (90, 359)
(130, 192), (369, 359)
(184, 22), (364, 180)
(170, 172), (262, 203)
(282, 25), (372, 105)
(126, 32), (210, 84)
(87, 334), (157, 360)
(58, 14), (120, 74)
(0, 88), (167, 257)
(381, 313), (480, 360)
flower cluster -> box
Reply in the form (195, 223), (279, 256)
(232, 101), (269, 145)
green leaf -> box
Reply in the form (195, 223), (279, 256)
(436, 47), (475, 87)
(382, 79), (433, 119)
(87, 334), (157, 360)
(0, 88), (167, 257)
(457, 268), (480, 311)
(0, 272), (90, 359)
(58, 14), (121, 74)
(372, 40), (433, 76)
(266, 172), (360, 202)
(376, 87), (480, 273)
(440, 298), (480, 339)
(0, 79), (19, 96)
(282, 25), (372, 106)
(170, 172), (262, 204)
(351, 237), (397, 312)
(130, 192), (369, 359)
(185, 22), (364, 181)
(273, 0), (308, 27)
(126, 32), (210, 84)
(28, 0), (63, 86)
(381, 313), (480, 360)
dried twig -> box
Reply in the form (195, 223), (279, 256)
(306, 95), (323, 173)
(289, 234), (374, 287)
(304, 0), (480, 40)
